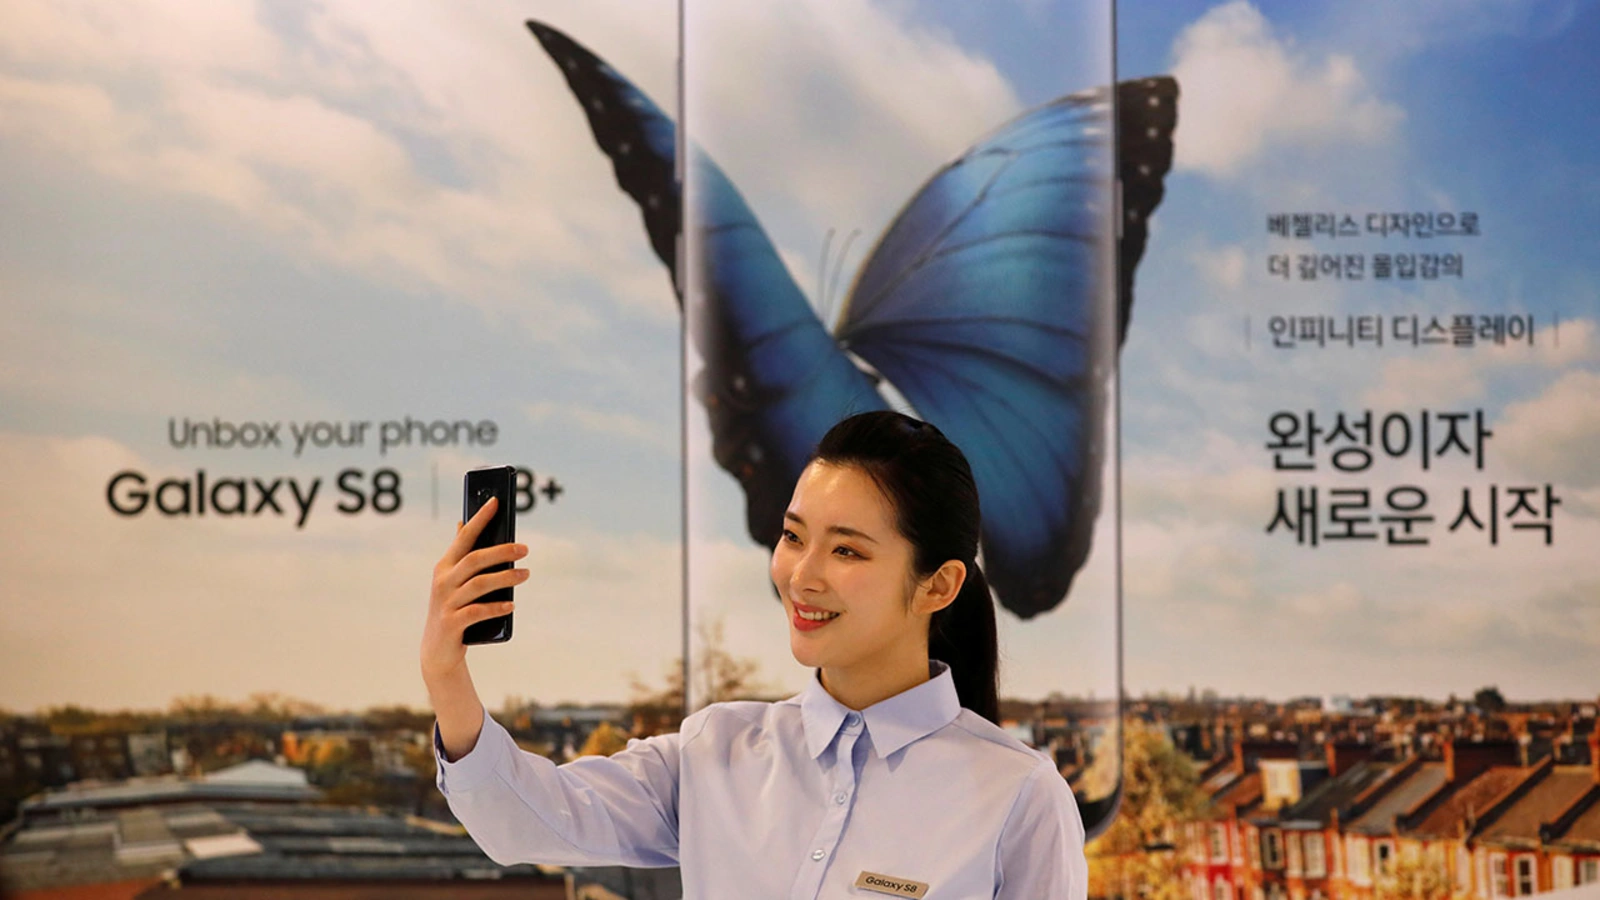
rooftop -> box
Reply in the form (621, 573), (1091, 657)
(1, 800), (565, 895)
(1479, 767), (1597, 843)
(1408, 765), (1526, 838)
(1281, 759), (1397, 826)
(21, 760), (319, 815)
(1348, 763), (1450, 835)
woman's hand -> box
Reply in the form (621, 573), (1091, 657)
(420, 496), (530, 682)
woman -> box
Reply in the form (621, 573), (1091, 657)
(421, 411), (1087, 898)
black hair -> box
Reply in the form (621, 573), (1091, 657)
(811, 410), (1000, 724)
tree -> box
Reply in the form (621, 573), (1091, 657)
(1375, 847), (1452, 900)
(1086, 718), (1208, 900)
(628, 615), (774, 734)
(578, 721), (630, 758)
(1472, 686), (1506, 713)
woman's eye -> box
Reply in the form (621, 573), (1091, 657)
(781, 529), (799, 543)
(833, 545), (859, 558)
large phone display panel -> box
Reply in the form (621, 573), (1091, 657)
(682, 0), (1130, 836)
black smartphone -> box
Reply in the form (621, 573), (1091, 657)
(461, 465), (516, 645)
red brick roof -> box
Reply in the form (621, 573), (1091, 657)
(1409, 766), (1526, 838)
(1479, 767), (1597, 842)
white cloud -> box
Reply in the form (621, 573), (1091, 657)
(524, 401), (675, 455)
(1358, 318), (1597, 411)
(1496, 369), (1600, 488)
(685, 0), (1022, 277)
(1193, 243), (1248, 291)
(1123, 429), (1278, 529)
(1359, 354), (1487, 411)
(1168, 1), (1403, 178)
(0, 271), (336, 420)
(0, 1), (680, 329)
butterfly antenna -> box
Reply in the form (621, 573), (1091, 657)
(826, 228), (862, 330)
(816, 227), (836, 313)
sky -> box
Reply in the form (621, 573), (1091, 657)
(0, 0), (1596, 717)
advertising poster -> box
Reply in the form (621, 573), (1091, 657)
(0, 2), (683, 895)
(1111, 2), (1600, 899)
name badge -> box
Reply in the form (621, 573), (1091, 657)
(854, 870), (930, 898)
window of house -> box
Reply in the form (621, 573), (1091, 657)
(1211, 825), (1227, 862)
(1553, 856), (1574, 891)
(1581, 858), (1599, 885)
(1264, 830), (1284, 869)
(1490, 853), (1509, 899)
(1458, 845), (1474, 891)
(1304, 833), (1327, 878)
(1348, 836), (1370, 885)
(1515, 856), (1535, 895)
(1214, 879), (1231, 900)
(1376, 841), (1395, 877)
(1248, 829), (1260, 869)
(1287, 832), (1303, 876)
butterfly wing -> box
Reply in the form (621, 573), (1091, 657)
(838, 78), (1178, 619)
(1116, 77), (1179, 344)
(527, 21), (681, 297)
(688, 148), (891, 546)
(528, 20), (886, 548)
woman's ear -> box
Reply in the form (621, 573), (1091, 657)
(913, 560), (966, 615)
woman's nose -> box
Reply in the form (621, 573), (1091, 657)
(789, 547), (825, 592)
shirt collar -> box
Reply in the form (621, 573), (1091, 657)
(798, 659), (962, 760)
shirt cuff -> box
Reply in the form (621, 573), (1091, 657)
(433, 705), (507, 794)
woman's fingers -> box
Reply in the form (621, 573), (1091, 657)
(462, 598), (516, 624)
(450, 567), (530, 610)
(435, 543), (528, 601)
(456, 542), (528, 579)
(439, 497), (499, 570)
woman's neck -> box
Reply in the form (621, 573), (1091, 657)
(819, 649), (932, 711)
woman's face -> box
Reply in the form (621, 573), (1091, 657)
(770, 461), (927, 673)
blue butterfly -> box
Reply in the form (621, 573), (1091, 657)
(528, 20), (1176, 619)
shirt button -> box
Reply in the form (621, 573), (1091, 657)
(834, 792), (848, 805)
(811, 849), (826, 861)
(844, 712), (861, 727)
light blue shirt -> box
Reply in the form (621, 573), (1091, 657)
(433, 660), (1088, 899)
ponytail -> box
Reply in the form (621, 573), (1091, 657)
(929, 561), (1000, 725)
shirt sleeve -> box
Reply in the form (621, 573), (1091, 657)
(433, 704), (693, 869)
(993, 759), (1089, 900)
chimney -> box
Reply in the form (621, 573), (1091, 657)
(1448, 738), (1519, 785)
(1328, 740), (1376, 778)
(1589, 723), (1599, 785)
(1237, 737), (1302, 775)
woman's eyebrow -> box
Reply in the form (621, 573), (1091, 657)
(784, 511), (879, 543)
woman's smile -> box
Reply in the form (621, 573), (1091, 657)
(791, 600), (841, 631)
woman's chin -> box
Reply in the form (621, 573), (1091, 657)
(789, 633), (823, 668)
